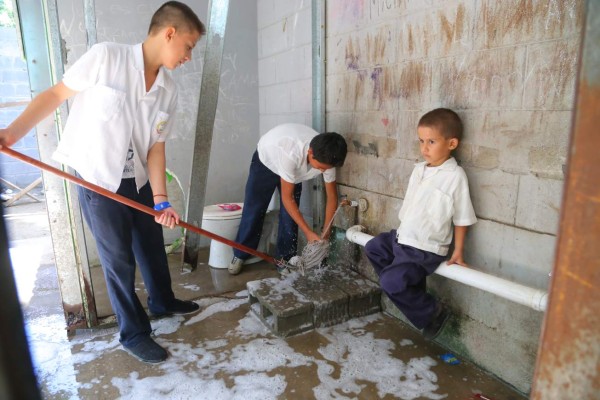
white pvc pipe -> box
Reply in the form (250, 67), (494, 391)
(345, 225), (548, 312)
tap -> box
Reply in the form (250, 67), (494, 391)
(339, 196), (368, 212)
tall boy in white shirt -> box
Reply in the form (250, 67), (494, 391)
(0, 2), (205, 363)
(365, 108), (477, 340)
(228, 123), (347, 275)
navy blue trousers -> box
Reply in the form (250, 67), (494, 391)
(365, 230), (445, 329)
(233, 151), (302, 261)
(77, 177), (176, 347)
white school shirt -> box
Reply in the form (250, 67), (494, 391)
(257, 123), (336, 184)
(397, 157), (477, 256)
(53, 42), (177, 192)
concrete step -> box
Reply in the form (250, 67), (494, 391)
(247, 267), (381, 337)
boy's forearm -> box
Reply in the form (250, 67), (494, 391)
(4, 83), (74, 145)
(280, 179), (313, 237)
(147, 142), (168, 203)
(453, 225), (468, 254)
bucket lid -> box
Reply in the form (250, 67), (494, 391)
(203, 203), (244, 220)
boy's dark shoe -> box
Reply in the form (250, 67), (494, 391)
(422, 304), (450, 341)
(151, 299), (200, 317)
(123, 337), (168, 363)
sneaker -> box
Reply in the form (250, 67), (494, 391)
(228, 256), (244, 275)
(151, 299), (200, 317)
(123, 337), (168, 363)
(422, 304), (450, 341)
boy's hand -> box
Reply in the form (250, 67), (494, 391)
(0, 128), (18, 149)
(305, 231), (321, 243)
(448, 250), (467, 266)
(155, 207), (180, 229)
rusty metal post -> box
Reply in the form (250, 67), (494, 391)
(530, 1), (600, 398)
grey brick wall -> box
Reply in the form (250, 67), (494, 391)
(0, 26), (40, 188)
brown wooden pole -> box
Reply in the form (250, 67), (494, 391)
(0, 146), (280, 267)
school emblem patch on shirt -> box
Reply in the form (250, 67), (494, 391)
(156, 120), (166, 134)
(154, 111), (170, 136)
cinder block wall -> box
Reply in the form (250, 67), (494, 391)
(257, 0), (583, 393)
(257, 0), (314, 220)
(0, 27), (40, 188)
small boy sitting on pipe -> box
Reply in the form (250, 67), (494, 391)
(364, 108), (477, 340)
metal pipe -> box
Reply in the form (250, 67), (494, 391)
(345, 225), (548, 312)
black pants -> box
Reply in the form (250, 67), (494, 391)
(78, 177), (175, 346)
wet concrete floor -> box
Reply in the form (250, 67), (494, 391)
(4, 197), (527, 399)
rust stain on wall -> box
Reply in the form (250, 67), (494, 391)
(368, 29), (389, 65)
(439, 4), (466, 51)
(345, 37), (361, 70)
(370, 67), (385, 108)
(482, 0), (583, 45)
(408, 26), (414, 54)
(385, 62), (425, 99)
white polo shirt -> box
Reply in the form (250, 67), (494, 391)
(397, 157), (477, 256)
(257, 123), (336, 184)
(53, 42), (178, 192)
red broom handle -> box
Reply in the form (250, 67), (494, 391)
(0, 146), (278, 265)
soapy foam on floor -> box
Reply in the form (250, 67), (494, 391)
(28, 296), (448, 400)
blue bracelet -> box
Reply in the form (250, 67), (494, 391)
(153, 201), (172, 211)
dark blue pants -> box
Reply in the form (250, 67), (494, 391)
(365, 230), (445, 329)
(233, 151), (302, 261)
(77, 177), (176, 347)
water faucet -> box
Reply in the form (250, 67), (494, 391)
(340, 196), (368, 212)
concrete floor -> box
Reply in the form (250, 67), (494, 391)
(4, 196), (527, 400)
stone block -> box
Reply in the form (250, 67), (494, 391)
(289, 79), (311, 113)
(325, 268), (381, 318)
(465, 167), (519, 224)
(292, 273), (349, 328)
(259, 23), (288, 58)
(258, 57), (277, 86)
(337, 152), (369, 189)
(516, 175), (563, 234)
(366, 156), (406, 198)
(466, 219), (555, 291)
(247, 278), (314, 337)
(432, 46), (526, 110)
(326, 0), (368, 36)
(247, 266), (383, 337)
(522, 38), (580, 110)
(327, 24), (396, 75)
(396, 2), (475, 60)
(474, 0), (583, 49)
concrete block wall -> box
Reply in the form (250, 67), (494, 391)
(258, 0), (583, 394)
(257, 0), (315, 226)
(257, 0), (313, 134)
(0, 27), (41, 188)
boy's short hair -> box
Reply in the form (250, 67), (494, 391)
(148, 1), (206, 36)
(418, 108), (463, 141)
(310, 132), (347, 167)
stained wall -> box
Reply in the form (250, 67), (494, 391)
(258, 0), (583, 393)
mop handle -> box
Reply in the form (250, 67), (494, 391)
(0, 146), (279, 266)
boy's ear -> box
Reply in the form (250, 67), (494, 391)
(449, 138), (459, 150)
(165, 26), (176, 41)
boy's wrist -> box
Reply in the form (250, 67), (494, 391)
(153, 201), (172, 211)
(153, 194), (168, 202)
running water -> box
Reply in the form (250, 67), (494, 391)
(321, 204), (343, 240)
